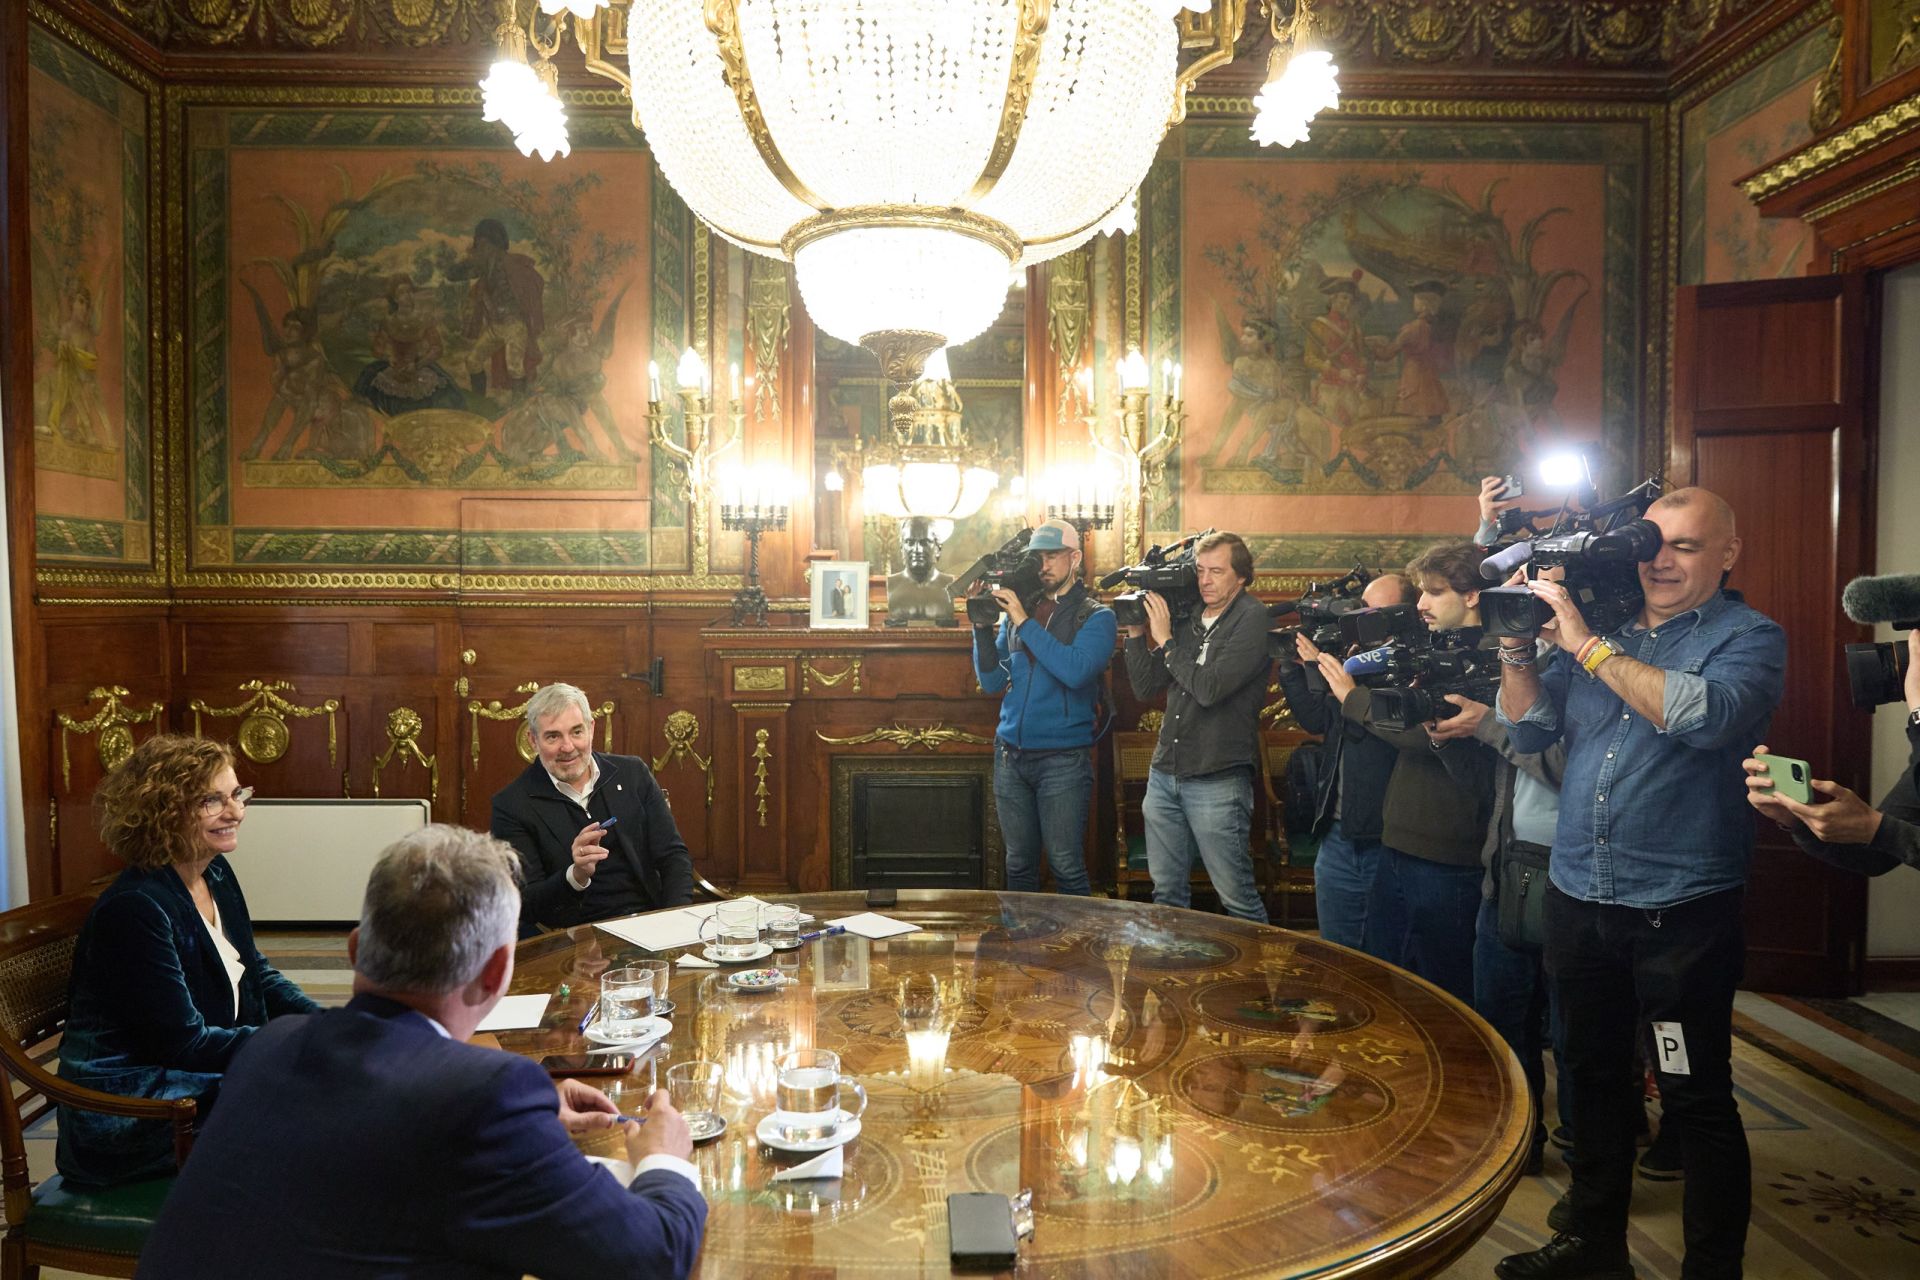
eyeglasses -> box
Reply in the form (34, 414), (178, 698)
(197, 786), (255, 815)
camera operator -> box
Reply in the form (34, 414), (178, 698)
(1743, 629), (1920, 876)
(971, 519), (1117, 897)
(1123, 531), (1272, 923)
(1494, 488), (1785, 1280)
(1314, 542), (1495, 1002)
(1274, 573), (1416, 954)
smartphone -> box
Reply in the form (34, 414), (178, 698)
(1497, 473), (1525, 500)
(947, 1192), (1018, 1270)
(865, 886), (898, 908)
(540, 1053), (634, 1076)
(1760, 754), (1814, 805)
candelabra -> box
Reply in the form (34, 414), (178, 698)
(1084, 350), (1185, 567)
(717, 463), (794, 628)
(647, 347), (743, 575)
(1040, 463), (1119, 580)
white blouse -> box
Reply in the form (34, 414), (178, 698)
(199, 902), (247, 1019)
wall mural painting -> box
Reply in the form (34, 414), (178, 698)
(1164, 119), (1643, 577)
(27, 25), (152, 567)
(1871, 0), (1920, 84)
(188, 107), (686, 578)
(1680, 27), (1836, 286)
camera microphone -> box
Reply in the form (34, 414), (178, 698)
(1098, 566), (1132, 590)
(1344, 645), (1395, 677)
(1480, 541), (1534, 581)
(1841, 574), (1920, 627)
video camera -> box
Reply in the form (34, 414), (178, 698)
(1101, 530), (1214, 628)
(1477, 476), (1665, 640)
(954, 528), (1045, 626)
(1840, 573), (1920, 708)
(1339, 606), (1499, 731)
(1267, 566), (1373, 657)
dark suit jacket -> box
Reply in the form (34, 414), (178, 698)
(491, 753), (695, 931)
(56, 857), (319, 1187)
(137, 994), (708, 1280)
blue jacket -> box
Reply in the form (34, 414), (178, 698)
(137, 994), (709, 1279)
(972, 581), (1117, 750)
(1500, 591), (1787, 908)
(57, 857), (320, 1187)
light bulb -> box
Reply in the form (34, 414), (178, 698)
(1251, 49), (1341, 149)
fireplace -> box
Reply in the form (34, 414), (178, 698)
(830, 757), (1002, 890)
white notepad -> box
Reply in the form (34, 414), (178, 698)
(475, 994), (550, 1032)
(832, 911), (919, 940)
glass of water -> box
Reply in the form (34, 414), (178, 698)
(667, 1059), (726, 1141)
(766, 903), (802, 949)
(600, 965), (656, 1039)
(630, 958), (673, 1017)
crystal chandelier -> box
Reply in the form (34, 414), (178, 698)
(861, 349), (1001, 523)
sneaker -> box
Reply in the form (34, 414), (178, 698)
(1547, 1189), (1574, 1234)
(1636, 1127), (1682, 1182)
(1495, 1234), (1635, 1280)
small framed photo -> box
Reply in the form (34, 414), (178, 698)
(813, 934), (871, 992)
(810, 561), (870, 629)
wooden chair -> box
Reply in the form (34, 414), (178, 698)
(1258, 729), (1320, 930)
(1110, 731), (1160, 900)
(0, 892), (196, 1279)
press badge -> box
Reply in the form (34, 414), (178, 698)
(1652, 1021), (1691, 1076)
(1196, 638), (1211, 666)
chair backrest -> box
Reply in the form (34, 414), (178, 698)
(0, 892), (102, 1222)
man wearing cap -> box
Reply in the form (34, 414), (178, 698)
(972, 518), (1116, 896)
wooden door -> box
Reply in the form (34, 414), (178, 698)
(1671, 274), (1875, 996)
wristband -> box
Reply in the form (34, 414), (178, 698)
(1581, 638), (1620, 675)
(1498, 647), (1535, 667)
(1573, 635), (1601, 667)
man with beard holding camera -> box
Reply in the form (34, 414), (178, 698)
(1495, 488), (1785, 1280)
(972, 518), (1116, 896)
(1123, 531), (1272, 923)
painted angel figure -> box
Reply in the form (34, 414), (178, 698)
(239, 281), (336, 461)
(499, 287), (632, 465)
(46, 277), (112, 447)
(1204, 313), (1289, 469)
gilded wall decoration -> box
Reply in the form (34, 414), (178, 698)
(101, 0), (492, 50)
(752, 727), (772, 828)
(28, 21), (155, 569)
(1871, 0), (1920, 84)
(189, 679), (340, 765)
(179, 94), (700, 585)
(466, 680), (612, 769)
(815, 724), (993, 752)
(1679, 25), (1836, 285)
(54, 686), (166, 788)
(745, 257), (791, 426)
(1150, 111), (1647, 574)
(650, 709), (714, 807)
(371, 705), (438, 801)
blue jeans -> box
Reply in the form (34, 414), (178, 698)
(1313, 820), (1386, 953)
(1142, 768), (1268, 923)
(993, 743), (1093, 896)
(1370, 848), (1479, 1003)
(1473, 895), (1549, 1154)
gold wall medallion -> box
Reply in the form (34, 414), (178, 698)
(54, 686), (166, 789)
(190, 680), (340, 767)
(372, 705), (438, 802)
(651, 709), (714, 807)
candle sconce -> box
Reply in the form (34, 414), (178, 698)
(646, 347), (743, 551)
(1083, 350), (1185, 566)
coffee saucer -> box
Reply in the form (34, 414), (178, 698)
(756, 1112), (862, 1154)
(724, 967), (786, 993)
(702, 942), (774, 965)
(584, 1016), (671, 1046)
(687, 1113), (727, 1144)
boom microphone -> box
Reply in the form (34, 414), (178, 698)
(1480, 541), (1534, 581)
(1842, 574), (1920, 627)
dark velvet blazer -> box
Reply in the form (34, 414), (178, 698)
(55, 856), (320, 1187)
(136, 995), (709, 1280)
(490, 752), (695, 932)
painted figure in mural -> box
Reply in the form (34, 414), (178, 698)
(299, 381), (380, 464)
(1451, 276), (1514, 395)
(498, 289), (633, 466)
(885, 516), (957, 627)
(353, 276), (462, 417)
(46, 278), (112, 447)
(1206, 316), (1287, 469)
(242, 305), (333, 461)
(1375, 280), (1451, 421)
(449, 218), (546, 398)
(1502, 321), (1560, 449)
(1891, 3), (1920, 77)
(1303, 273), (1374, 430)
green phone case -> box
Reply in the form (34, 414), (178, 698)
(1762, 754), (1814, 805)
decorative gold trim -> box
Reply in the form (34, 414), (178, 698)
(1171, 0), (1249, 127)
(746, 259), (791, 425)
(780, 206), (1024, 264)
(703, 0), (828, 210)
(467, 682), (614, 771)
(814, 724), (991, 751)
(1742, 92), (1920, 202)
(54, 687), (166, 790)
(801, 656), (863, 694)
(733, 666), (789, 693)
(1804, 157), (1920, 224)
(651, 710), (715, 807)
(1181, 95), (1660, 121)
(1137, 710), (1164, 736)
(190, 680), (340, 767)
(1048, 248), (1092, 419)
(371, 706), (438, 803)
(752, 726), (773, 827)
(962, 0), (1052, 205)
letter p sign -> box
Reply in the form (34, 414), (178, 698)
(1651, 1021), (1691, 1076)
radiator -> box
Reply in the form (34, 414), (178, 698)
(233, 798), (432, 923)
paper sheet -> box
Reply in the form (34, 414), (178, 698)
(832, 911), (919, 940)
(475, 994), (550, 1032)
(595, 898), (782, 952)
(771, 1146), (844, 1181)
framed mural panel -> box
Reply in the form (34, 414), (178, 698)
(1679, 24), (1836, 286)
(172, 88), (707, 591)
(1137, 103), (1655, 585)
(27, 13), (160, 582)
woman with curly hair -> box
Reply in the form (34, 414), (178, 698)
(56, 734), (321, 1187)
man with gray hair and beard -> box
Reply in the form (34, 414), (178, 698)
(139, 825), (708, 1278)
(492, 682), (695, 934)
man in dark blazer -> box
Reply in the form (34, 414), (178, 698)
(492, 682), (696, 933)
(139, 825), (708, 1280)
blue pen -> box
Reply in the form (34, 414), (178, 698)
(595, 817), (618, 831)
(796, 925), (847, 944)
(577, 999), (600, 1033)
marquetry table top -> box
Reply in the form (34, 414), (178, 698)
(500, 891), (1530, 1278)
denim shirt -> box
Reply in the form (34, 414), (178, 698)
(1498, 591), (1786, 909)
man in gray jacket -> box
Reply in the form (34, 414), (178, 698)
(1123, 531), (1272, 923)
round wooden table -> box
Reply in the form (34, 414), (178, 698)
(499, 891), (1530, 1278)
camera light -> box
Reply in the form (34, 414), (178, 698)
(1538, 451), (1591, 491)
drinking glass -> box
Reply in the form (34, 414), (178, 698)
(766, 903), (802, 949)
(771, 1047), (867, 1144)
(667, 1060), (726, 1141)
(631, 958), (673, 1016)
(600, 965), (655, 1039)
(699, 900), (762, 960)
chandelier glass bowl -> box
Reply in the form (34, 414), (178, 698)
(625, 0), (1180, 355)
